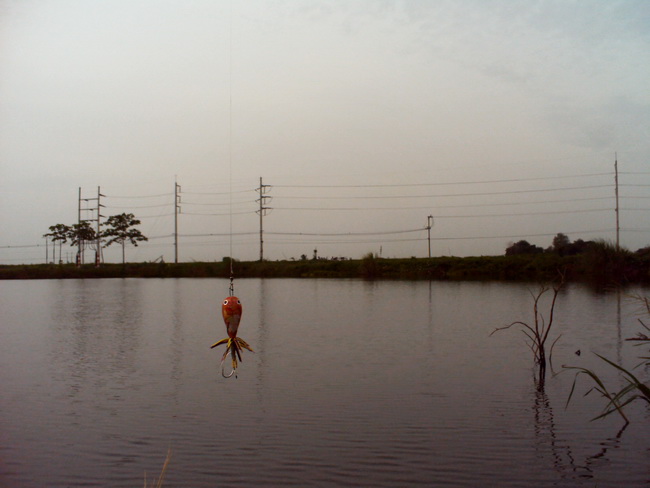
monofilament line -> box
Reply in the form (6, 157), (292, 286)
(227, 0), (234, 295)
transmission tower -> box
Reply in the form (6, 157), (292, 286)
(256, 177), (272, 261)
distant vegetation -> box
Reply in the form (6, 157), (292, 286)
(4, 232), (649, 283)
(44, 213), (147, 265)
(2, 248), (650, 285)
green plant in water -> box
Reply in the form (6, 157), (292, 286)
(491, 277), (564, 389)
(565, 295), (650, 424)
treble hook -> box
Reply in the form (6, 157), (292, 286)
(221, 350), (237, 379)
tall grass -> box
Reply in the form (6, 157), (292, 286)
(360, 252), (380, 279)
(565, 295), (650, 423)
(578, 239), (634, 284)
(144, 449), (171, 488)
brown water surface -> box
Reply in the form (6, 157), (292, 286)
(1, 278), (648, 487)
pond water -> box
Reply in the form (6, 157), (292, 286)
(1, 278), (649, 487)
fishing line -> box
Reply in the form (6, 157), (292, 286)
(227, 0), (234, 297)
(211, 3), (253, 380)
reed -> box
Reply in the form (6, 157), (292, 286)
(491, 277), (564, 389)
(144, 449), (171, 488)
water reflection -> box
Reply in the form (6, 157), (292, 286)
(1, 279), (648, 488)
(532, 374), (634, 484)
(255, 278), (269, 418)
(532, 385), (585, 481)
(52, 280), (143, 405)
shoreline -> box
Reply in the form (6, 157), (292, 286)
(2, 253), (649, 285)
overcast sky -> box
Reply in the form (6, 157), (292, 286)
(1, 0), (649, 263)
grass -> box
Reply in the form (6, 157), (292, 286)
(3, 251), (649, 283)
(144, 449), (171, 488)
(491, 275), (565, 389)
(565, 295), (650, 424)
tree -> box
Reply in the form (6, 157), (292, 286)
(44, 222), (98, 264)
(102, 213), (148, 264)
(505, 240), (543, 256)
(70, 222), (98, 265)
(552, 233), (570, 255)
(70, 221), (97, 247)
(43, 224), (71, 264)
(44, 223), (72, 244)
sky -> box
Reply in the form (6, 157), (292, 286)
(1, 0), (649, 264)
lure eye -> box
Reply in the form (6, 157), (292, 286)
(223, 300), (229, 305)
(237, 300), (241, 305)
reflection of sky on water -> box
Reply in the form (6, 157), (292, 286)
(0, 278), (648, 487)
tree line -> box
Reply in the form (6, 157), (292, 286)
(43, 213), (147, 265)
(506, 233), (626, 256)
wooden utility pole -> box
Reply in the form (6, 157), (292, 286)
(427, 215), (434, 258)
(174, 180), (181, 263)
(615, 153), (620, 251)
(77, 187), (82, 265)
(256, 177), (272, 261)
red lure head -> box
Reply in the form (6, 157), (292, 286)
(222, 296), (242, 338)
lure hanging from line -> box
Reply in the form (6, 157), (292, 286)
(210, 296), (253, 378)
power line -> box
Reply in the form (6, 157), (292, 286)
(182, 189), (254, 195)
(267, 228), (424, 237)
(274, 172), (612, 188)
(273, 207), (611, 216)
(273, 184), (611, 200)
(180, 210), (254, 217)
(136, 213), (176, 218)
(106, 203), (172, 209)
(264, 196), (616, 212)
(430, 229), (615, 241)
(264, 228), (614, 244)
(0, 244), (43, 249)
(180, 200), (253, 207)
(105, 192), (174, 199)
(180, 232), (259, 238)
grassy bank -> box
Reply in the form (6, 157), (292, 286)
(2, 248), (650, 284)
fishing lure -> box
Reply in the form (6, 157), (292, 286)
(210, 296), (253, 378)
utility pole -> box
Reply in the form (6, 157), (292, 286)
(614, 153), (620, 251)
(427, 215), (434, 258)
(78, 186), (104, 266)
(96, 186), (105, 266)
(174, 180), (181, 263)
(256, 177), (272, 261)
(78, 187), (82, 265)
